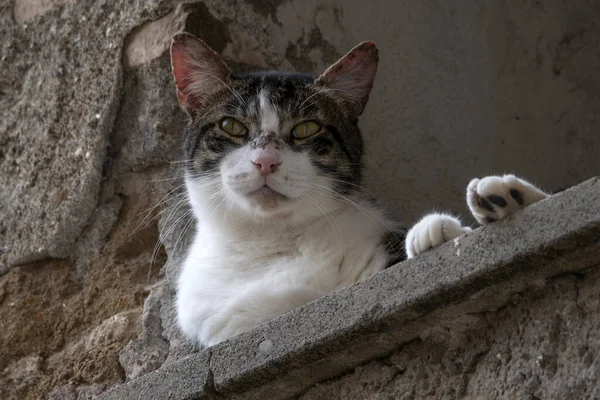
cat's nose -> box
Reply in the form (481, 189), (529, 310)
(251, 150), (281, 176)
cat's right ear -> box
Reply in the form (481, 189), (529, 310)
(170, 32), (231, 115)
(315, 41), (379, 118)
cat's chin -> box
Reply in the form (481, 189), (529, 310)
(246, 186), (289, 213)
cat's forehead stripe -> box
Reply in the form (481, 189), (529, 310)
(259, 89), (279, 133)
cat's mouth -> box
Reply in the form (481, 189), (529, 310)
(248, 185), (288, 200)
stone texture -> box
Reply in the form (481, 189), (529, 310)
(5, 356), (43, 381)
(2, 0), (600, 398)
(99, 351), (213, 400)
(123, 4), (191, 70)
(47, 383), (115, 400)
(13, 0), (69, 24)
(99, 178), (600, 400)
(118, 288), (170, 380)
(46, 309), (142, 370)
(299, 270), (600, 400)
(2, 0), (122, 268)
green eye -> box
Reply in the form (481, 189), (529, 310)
(292, 121), (322, 139)
(220, 117), (247, 136)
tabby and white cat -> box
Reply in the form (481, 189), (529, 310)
(170, 33), (550, 347)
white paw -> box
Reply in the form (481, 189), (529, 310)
(405, 213), (472, 259)
(467, 175), (549, 225)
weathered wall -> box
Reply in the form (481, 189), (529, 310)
(299, 269), (600, 400)
(1, 0), (599, 398)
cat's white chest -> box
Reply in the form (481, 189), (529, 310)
(176, 207), (389, 346)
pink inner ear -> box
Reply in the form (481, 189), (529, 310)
(171, 48), (197, 107)
(170, 34), (231, 110)
(318, 41), (379, 113)
(171, 48), (195, 93)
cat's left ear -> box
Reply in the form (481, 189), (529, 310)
(315, 41), (379, 118)
(171, 32), (232, 115)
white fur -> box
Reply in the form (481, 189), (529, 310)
(259, 91), (279, 132)
(177, 148), (395, 347)
(467, 174), (549, 224)
(405, 213), (471, 259)
(406, 175), (549, 258)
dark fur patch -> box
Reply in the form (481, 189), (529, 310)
(309, 135), (335, 156)
(478, 197), (495, 212)
(380, 229), (407, 268)
(200, 157), (222, 172)
(487, 195), (507, 207)
(509, 189), (524, 205)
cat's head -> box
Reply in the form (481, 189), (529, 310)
(170, 33), (378, 224)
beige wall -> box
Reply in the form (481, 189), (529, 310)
(268, 1), (600, 223)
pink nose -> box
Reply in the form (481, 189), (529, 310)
(251, 150), (281, 176)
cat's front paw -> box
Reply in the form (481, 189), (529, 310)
(467, 175), (549, 225)
(405, 213), (471, 259)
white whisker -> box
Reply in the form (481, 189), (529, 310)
(297, 88), (362, 113)
(129, 184), (188, 238)
(187, 69), (247, 108)
(149, 207), (193, 281)
(308, 182), (402, 244)
(302, 193), (342, 256)
(164, 158), (196, 164)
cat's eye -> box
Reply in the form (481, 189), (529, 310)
(220, 117), (247, 136)
(292, 121), (322, 139)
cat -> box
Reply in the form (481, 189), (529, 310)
(170, 32), (550, 347)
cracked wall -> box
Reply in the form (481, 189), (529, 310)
(1, 0), (600, 399)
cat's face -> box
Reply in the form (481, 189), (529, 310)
(171, 34), (378, 223)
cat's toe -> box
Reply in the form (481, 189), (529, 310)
(405, 213), (471, 259)
(467, 175), (529, 225)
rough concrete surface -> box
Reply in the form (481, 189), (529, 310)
(99, 351), (213, 400)
(1, 0), (600, 398)
(300, 270), (600, 400)
(99, 178), (600, 400)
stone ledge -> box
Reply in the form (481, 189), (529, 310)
(99, 177), (600, 400)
